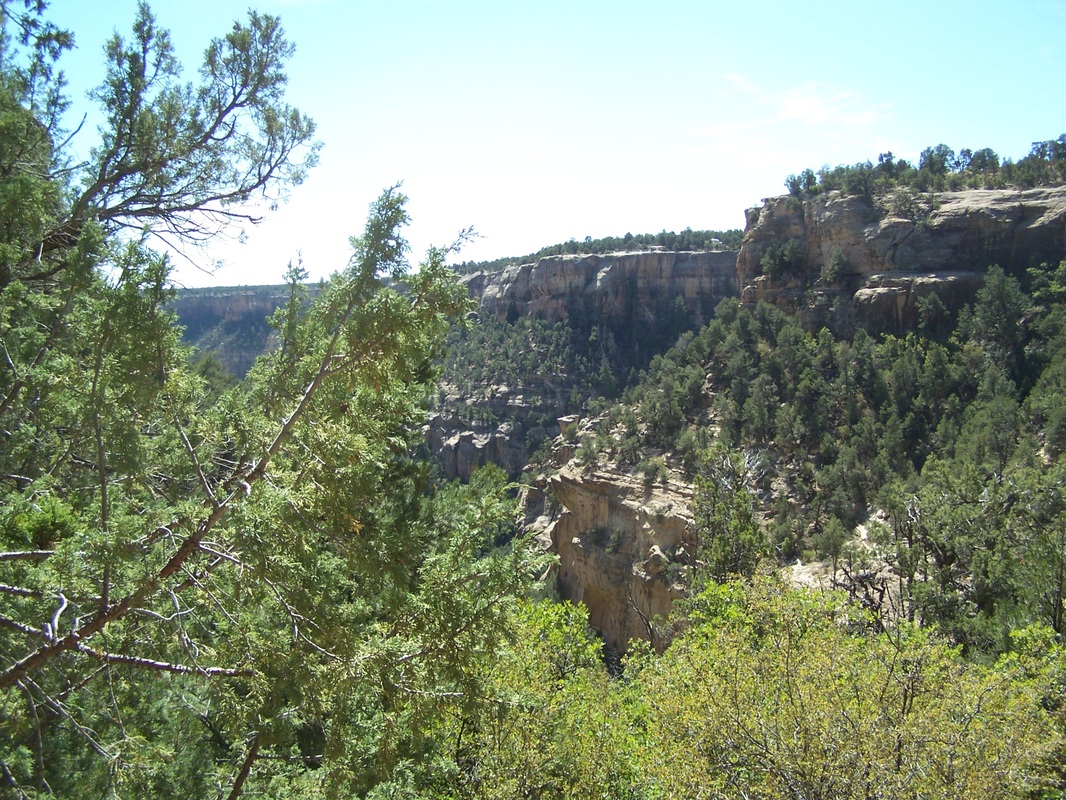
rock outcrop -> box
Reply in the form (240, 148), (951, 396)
(427, 380), (575, 481)
(426, 414), (529, 482)
(424, 250), (740, 483)
(462, 250), (738, 325)
(737, 186), (1066, 331)
(545, 462), (692, 652)
(172, 286), (292, 376)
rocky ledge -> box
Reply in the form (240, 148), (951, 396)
(544, 462), (693, 652)
(462, 250), (738, 325)
(737, 186), (1066, 331)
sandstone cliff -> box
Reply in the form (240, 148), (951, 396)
(462, 250), (737, 325)
(427, 408), (535, 482)
(545, 461), (692, 652)
(427, 250), (740, 482)
(737, 186), (1066, 331)
(172, 286), (292, 376)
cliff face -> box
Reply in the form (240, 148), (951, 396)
(427, 399), (542, 483)
(462, 250), (737, 325)
(548, 188), (1066, 654)
(545, 462), (692, 653)
(425, 250), (740, 482)
(172, 287), (292, 376)
(737, 186), (1066, 331)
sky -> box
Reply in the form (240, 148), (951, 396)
(44, 0), (1066, 287)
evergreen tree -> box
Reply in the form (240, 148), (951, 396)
(0, 5), (535, 795)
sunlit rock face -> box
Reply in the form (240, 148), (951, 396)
(546, 463), (692, 653)
(737, 186), (1066, 331)
(462, 250), (738, 326)
(433, 250), (739, 483)
(171, 287), (293, 376)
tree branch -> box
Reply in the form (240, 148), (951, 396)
(0, 583), (42, 599)
(0, 615), (45, 639)
(0, 551), (54, 562)
(0, 271), (368, 689)
(74, 643), (251, 677)
(226, 733), (261, 800)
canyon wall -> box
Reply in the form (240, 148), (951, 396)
(171, 190), (1066, 653)
(736, 186), (1066, 331)
(545, 463), (692, 653)
(427, 250), (740, 481)
(172, 286), (292, 376)
(462, 250), (738, 325)
(538, 189), (1066, 652)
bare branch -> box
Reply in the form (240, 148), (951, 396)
(46, 593), (68, 640)
(20, 678), (113, 759)
(0, 757), (31, 799)
(173, 411), (217, 505)
(74, 643), (252, 678)
(0, 615), (45, 639)
(0, 583), (42, 599)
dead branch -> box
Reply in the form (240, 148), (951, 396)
(74, 643), (251, 678)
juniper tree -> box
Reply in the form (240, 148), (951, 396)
(0, 5), (534, 796)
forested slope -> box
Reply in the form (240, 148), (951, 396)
(575, 262), (1066, 648)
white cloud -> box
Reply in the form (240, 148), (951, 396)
(723, 74), (888, 129)
(721, 72), (766, 98)
(776, 85), (885, 129)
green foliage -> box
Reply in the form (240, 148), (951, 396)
(958, 265), (1031, 384)
(635, 455), (668, 486)
(446, 579), (1066, 799)
(781, 135), (1066, 201)
(1028, 259), (1066, 305)
(692, 445), (766, 581)
(638, 578), (1062, 799)
(0, 5), (537, 795)
(758, 237), (804, 277)
(587, 255), (1066, 655)
(450, 600), (647, 799)
(0, 178), (539, 795)
(819, 244), (847, 283)
(443, 315), (597, 399)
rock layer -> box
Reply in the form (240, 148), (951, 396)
(737, 186), (1066, 330)
(172, 287), (292, 376)
(425, 414), (529, 482)
(462, 250), (738, 325)
(546, 463), (692, 652)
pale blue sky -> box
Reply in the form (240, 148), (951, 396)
(45, 0), (1066, 286)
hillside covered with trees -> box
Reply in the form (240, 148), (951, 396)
(4, 1), (1066, 798)
(578, 264), (1066, 647)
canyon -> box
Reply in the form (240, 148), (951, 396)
(175, 185), (1066, 650)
